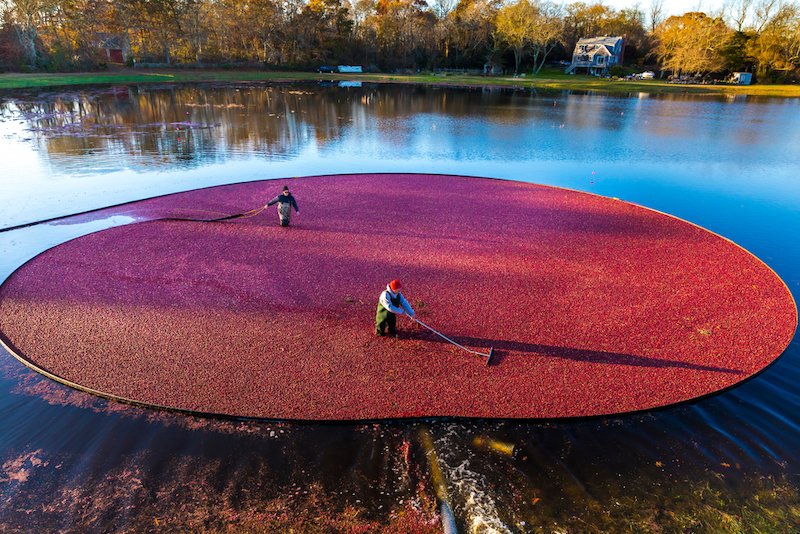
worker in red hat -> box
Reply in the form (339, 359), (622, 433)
(375, 279), (415, 336)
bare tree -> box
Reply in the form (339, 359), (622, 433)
(648, 0), (665, 32)
(725, 0), (753, 31)
(427, 0), (456, 20)
(752, 0), (779, 32)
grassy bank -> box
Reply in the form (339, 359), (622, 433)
(1, 67), (799, 97)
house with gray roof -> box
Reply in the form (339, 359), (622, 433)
(565, 36), (625, 76)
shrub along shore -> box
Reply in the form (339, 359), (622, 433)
(1, 67), (799, 97)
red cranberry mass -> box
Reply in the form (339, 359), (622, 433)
(0, 174), (795, 420)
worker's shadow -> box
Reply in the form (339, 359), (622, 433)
(405, 330), (744, 374)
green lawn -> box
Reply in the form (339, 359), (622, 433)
(1, 66), (798, 97)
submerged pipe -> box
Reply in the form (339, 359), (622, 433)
(472, 436), (515, 457)
(419, 427), (459, 534)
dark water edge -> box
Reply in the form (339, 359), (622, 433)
(2, 332), (799, 532)
(1, 82), (800, 532)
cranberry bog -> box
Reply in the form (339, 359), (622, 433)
(0, 174), (795, 420)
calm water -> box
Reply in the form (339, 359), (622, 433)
(1, 82), (799, 532)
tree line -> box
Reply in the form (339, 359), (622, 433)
(1, 0), (798, 82)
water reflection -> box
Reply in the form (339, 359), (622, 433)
(5, 84), (798, 172)
(1, 82), (800, 532)
(2, 84), (798, 228)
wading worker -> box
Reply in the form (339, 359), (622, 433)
(376, 279), (415, 336)
(266, 186), (299, 227)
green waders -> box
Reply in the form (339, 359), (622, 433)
(376, 292), (402, 335)
(278, 202), (292, 227)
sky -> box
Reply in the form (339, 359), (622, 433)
(601, 0), (726, 17)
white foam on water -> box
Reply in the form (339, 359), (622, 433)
(434, 424), (513, 534)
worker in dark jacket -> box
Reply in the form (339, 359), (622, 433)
(375, 279), (415, 336)
(266, 186), (299, 227)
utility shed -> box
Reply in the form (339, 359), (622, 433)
(95, 34), (129, 63)
(732, 72), (752, 85)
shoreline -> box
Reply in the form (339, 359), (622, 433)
(2, 68), (799, 97)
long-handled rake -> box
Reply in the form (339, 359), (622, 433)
(410, 316), (495, 365)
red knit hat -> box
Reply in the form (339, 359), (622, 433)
(389, 279), (402, 292)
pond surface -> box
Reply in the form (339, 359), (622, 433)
(0, 81), (799, 532)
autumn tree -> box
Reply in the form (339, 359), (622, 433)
(109, 0), (143, 61)
(120, 0), (191, 64)
(0, 7), (24, 66)
(746, 0), (799, 77)
(366, 0), (435, 69)
(68, 0), (116, 61)
(654, 12), (731, 76)
(292, 0), (342, 63)
(563, 1), (612, 51)
(28, 0), (98, 66)
(494, 0), (562, 74)
(2, 0), (61, 63)
(2, 0), (795, 78)
(603, 6), (647, 60)
(440, 0), (500, 67)
(246, 0), (283, 63)
(180, 0), (210, 62)
(349, 0), (377, 63)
